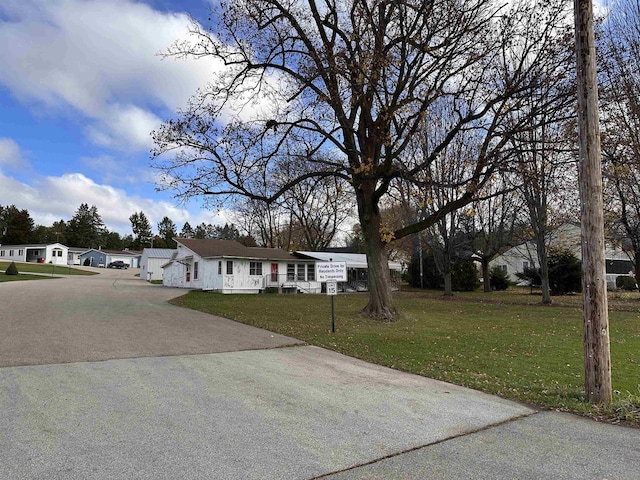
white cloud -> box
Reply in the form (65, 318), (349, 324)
(0, 138), (29, 170)
(0, 0), (223, 152)
(0, 171), (226, 234)
(85, 104), (163, 151)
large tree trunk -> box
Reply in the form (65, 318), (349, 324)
(357, 185), (397, 321)
(482, 258), (491, 292)
(535, 232), (552, 304)
(443, 271), (453, 296)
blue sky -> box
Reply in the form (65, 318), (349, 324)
(0, 0), (229, 234)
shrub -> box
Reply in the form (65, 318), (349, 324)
(489, 265), (510, 291)
(451, 260), (480, 292)
(616, 275), (638, 291)
(548, 249), (582, 295)
(407, 250), (444, 289)
(516, 267), (541, 287)
(5, 261), (19, 275)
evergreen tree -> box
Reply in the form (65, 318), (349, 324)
(157, 216), (177, 248)
(0, 205), (36, 244)
(66, 204), (106, 248)
(180, 222), (194, 238)
(102, 231), (124, 250)
(129, 211), (153, 250)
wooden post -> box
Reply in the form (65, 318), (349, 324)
(574, 0), (612, 404)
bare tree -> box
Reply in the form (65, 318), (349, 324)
(599, 0), (640, 283)
(153, 0), (573, 320)
(472, 174), (523, 292)
(507, 47), (577, 304)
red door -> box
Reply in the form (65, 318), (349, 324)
(271, 263), (278, 282)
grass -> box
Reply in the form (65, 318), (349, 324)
(0, 273), (57, 282)
(171, 288), (640, 427)
(0, 261), (97, 276)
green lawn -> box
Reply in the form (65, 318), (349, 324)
(0, 273), (57, 282)
(171, 288), (640, 426)
(0, 261), (97, 276)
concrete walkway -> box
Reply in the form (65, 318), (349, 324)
(1, 268), (638, 479)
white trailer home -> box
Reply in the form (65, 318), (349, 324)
(162, 238), (320, 294)
(0, 243), (68, 265)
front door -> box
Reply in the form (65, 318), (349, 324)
(271, 263), (278, 283)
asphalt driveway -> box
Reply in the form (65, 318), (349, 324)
(0, 268), (300, 367)
(1, 268), (638, 479)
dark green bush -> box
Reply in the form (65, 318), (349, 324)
(451, 260), (480, 292)
(516, 267), (542, 287)
(407, 250), (444, 289)
(548, 249), (582, 295)
(5, 261), (19, 275)
(616, 275), (638, 291)
(489, 265), (510, 291)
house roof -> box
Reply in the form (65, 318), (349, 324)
(0, 243), (66, 248)
(176, 238), (298, 261)
(79, 248), (141, 256)
(295, 251), (403, 271)
(142, 248), (176, 259)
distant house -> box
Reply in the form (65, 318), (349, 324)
(67, 246), (88, 265)
(295, 251), (403, 291)
(140, 248), (176, 281)
(0, 243), (68, 265)
(489, 223), (633, 288)
(162, 238), (320, 293)
(79, 249), (141, 268)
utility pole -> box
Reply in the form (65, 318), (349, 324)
(574, 0), (612, 403)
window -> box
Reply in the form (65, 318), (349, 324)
(307, 264), (315, 281)
(18, 249), (24, 256)
(194, 261), (199, 280)
(287, 263), (295, 281)
(0, 250), (4, 257)
(523, 261), (530, 270)
(226, 260), (233, 275)
(250, 261), (262, 276)
(218, 261), (222, 275)
(297, 264), (305, 281)
(500, 265), (508, 273)
(287, 263), (296, 280)
(9, 250), (13, 256)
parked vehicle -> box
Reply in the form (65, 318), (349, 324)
(107, 260), (128, 269)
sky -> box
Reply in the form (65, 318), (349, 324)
(0, 0), (229, 235)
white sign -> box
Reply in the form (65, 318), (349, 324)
(326, 280), (337, 296)
(316, 262), (347, 282)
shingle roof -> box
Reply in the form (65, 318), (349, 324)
(176, 238), (298, 261)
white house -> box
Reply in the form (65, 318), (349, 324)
(162, 238), (321, 293)
(66, 246), (88, 265)
(140, 248), (176, 281)
(0, 243), (68, 265)
(490, 223), (634, 288)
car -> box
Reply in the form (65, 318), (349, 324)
(107, 260), (128, 269)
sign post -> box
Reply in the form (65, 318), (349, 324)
(326, 280), (337, 332)
(316, 261), (347, 333)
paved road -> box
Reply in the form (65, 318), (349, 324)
(1, 268), (638, 479)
